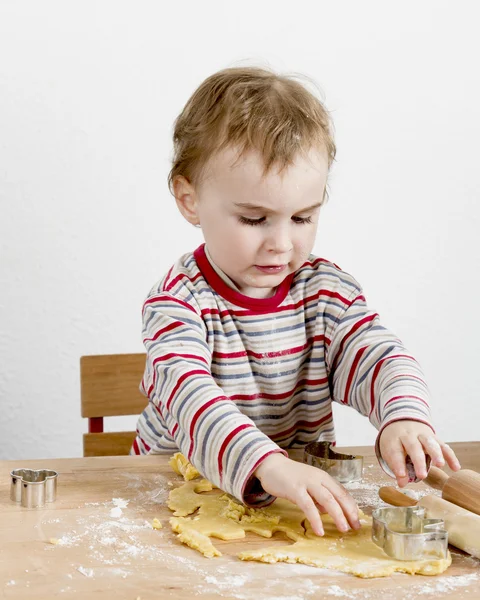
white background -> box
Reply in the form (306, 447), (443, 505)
(1, 1), (479, 460)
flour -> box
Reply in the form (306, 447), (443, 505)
(109, 498), (129, 518)
(343, 479), (389, 510)
(343, 475), (442, 512)
(110, 568), (130, 579)
(112, 498), (129, 509)
(77, 566), (94, 578)
(40, 472), (478, 599)
(205, 574), (248, 587)
(416, 573), (479, 594)
(121, 473), (170, 504)
(326, 586), (355, 598)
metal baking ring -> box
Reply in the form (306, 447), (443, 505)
(303, 441), (364, 483)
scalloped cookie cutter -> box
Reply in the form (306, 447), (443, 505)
(10, 468), (58, 508)
(371, 505), (448, 560)
(303, 442), (364, 483)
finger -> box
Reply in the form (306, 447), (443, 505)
(419, 435), (445, 468)
(307, 484), (350, 534)
(382, 437), (410, 487)
(438, 441), (461, 471)
(295, 490), (324, 536)
(320, 479), (361, 530)
(402, 437), (428, 480)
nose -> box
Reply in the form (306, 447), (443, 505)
(265, 223), (293, 254)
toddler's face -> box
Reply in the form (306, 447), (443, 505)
(193, 146), (328, 298)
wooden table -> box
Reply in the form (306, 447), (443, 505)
(1, 442), (479, 600)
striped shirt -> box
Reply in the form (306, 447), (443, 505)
(132, 244), (433, 506)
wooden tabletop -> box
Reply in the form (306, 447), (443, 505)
(1, 442), (479, 600)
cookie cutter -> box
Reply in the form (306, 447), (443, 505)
(375, 434), (431, 484)
(371, 505), (448, 561)
(10, 468), (58, 509)
(303, 442), (363, 483)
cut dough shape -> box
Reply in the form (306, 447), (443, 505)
(168, 470), (452, 578)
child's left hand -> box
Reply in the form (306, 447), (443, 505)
(378, 420), (462, 487)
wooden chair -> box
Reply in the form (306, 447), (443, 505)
(80, 353), (148, 457)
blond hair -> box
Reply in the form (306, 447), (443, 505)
(168, 66), (336, 193)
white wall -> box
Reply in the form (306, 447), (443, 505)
(1, 1), (479, 460)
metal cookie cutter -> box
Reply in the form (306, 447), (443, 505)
(303, 442), (363, 483)
(10, 468), (58, 509)
(371, 505), (448, 561)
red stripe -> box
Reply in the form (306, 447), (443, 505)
(163, 265), (174, 288)
(241, 449), (288, 498)
(331, 313), (378, 371)
(153, 352), (208, 366)
(188, 396), (225, 460)
(212, 335), (330, 360)
(385, 373), (426, 385)
(369, 354), (415, 417)
(171, 423), (178, 437)
(230, 377), (328, 402)
(143, 320), (183, 343)
(132, 438), (140, 455)
(165, 369), (210, 411)
(343, 346), (368, 405)
(384, 395), (429, 409)
(166, 271), (203, 291)
(271, 413), (333, 441)
(143, 295), (197, 315)
(147, 353), (209, 395)
(201, 290), (354, 320)
(377, 418), (436, 438)
(218, 424), (253, 480)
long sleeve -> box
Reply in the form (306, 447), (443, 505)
(140, 293), (285, 505)
(325, 287), (434, 438)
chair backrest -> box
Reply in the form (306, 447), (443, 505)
(80, 353), (148, 456)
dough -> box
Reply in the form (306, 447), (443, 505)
(169, 452), (201, 481)
(168, 475), (452, 578)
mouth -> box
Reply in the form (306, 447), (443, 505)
(254, 264), (287, 274)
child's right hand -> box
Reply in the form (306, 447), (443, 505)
(254, 453), (362, 537)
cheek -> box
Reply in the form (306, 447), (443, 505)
(294, 228), (317, 257)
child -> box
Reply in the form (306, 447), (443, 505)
(132, 66), (461, 537)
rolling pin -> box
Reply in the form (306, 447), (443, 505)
(424, 466), (480, 515)
(379, 486), (480, 559)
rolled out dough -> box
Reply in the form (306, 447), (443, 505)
(168, 476), (451, 578)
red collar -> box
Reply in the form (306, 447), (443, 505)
(193, 244), (294, 311)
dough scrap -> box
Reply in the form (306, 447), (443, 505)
(152, 518), (162, 530)
(167, 460), (452, 578)
(168, 452), (201, 481)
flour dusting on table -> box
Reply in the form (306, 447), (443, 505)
(39, 469), (478, 599)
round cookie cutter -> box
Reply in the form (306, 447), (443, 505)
(303, 442), (363, 483)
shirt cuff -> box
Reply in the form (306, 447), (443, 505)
(239, 448), (288, 507)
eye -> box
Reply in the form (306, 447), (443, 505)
(239, 216), (266, 226)
(292, 215), (314, 224)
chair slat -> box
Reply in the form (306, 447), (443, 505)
(80, 353), (148, 418)
(83, 432), (138, 457)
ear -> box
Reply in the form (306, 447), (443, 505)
(173, 175), (200, 226)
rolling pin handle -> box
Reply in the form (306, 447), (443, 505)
(379, 486), (418, 507)
(424, 466), (449, 491)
